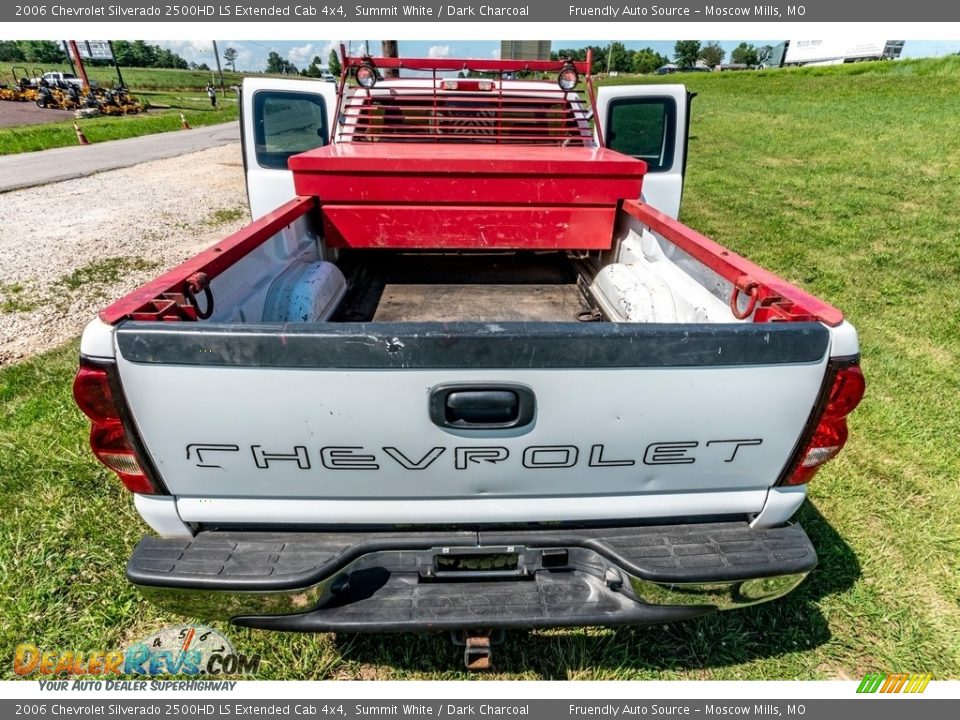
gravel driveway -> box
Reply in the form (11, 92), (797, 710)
(0, 143), (249, 365)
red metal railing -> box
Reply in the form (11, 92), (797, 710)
(333, 51), (598, 146)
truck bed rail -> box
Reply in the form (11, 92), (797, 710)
(99, 197), (316, 325)
(624, 200), (844, 326)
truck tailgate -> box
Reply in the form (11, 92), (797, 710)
(113, 321), (829, 524)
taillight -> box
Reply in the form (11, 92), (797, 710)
(784, 364), (866, 485)
(72, 367), (117, 423)
(73, 360), (161, 495)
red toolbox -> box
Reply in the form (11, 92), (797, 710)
(289, 144), (646, 250)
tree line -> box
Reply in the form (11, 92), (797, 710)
(261, 41), (770, 80)
(674, 41), (770, 68)
(0, 40), (193, 70)
(0, 40), (774, 78)
(552, 41), (771, 73)
(264, 49), (342, 78)
(552, 43), (670, 75)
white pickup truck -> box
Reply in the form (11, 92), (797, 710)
(73, 53), (864, 664)
(39, 71), (85, 88)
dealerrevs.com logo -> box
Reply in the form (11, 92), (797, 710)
(14, 625), (261, 677)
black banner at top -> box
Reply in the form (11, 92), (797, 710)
(5, 0), (960, 23)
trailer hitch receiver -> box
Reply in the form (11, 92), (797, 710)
(450, 629), (504, 671)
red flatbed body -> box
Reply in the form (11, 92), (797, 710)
(289, 144), (646, 250)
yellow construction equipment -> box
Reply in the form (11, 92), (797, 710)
(0, 67), (40, 102)
(3, 63), (143, 113)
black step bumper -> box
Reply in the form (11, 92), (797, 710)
(127, 521), (816, 632)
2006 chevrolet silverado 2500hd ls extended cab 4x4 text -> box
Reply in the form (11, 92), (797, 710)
(72, 52), (865, 665)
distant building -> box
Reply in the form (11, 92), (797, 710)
(500, 41), (552, 61)
(765, 40), (905, 68)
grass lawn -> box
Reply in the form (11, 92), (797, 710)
(1, 57), (959, 680)
(0, 90), (237, 155)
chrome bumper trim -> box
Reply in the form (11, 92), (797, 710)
(133, 551), (810, 621)
(628, 572), (809, 610)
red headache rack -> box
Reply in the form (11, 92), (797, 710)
(332, 49), (600, 146)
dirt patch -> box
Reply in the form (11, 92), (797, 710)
(0, 100), (74, 128)
(0, 142), (248, 365)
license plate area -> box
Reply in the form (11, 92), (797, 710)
(421, 546), (566, 581)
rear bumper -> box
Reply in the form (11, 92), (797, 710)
(127, 521), (816, 632)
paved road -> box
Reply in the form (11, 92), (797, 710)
(0, 121), (239, 193)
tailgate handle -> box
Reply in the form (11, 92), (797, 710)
(430, 384), (535, 430)
(449, 391), (517, 424)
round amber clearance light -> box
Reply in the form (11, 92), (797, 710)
(558, 66), (579, 91)
(355, 63), (378, 89)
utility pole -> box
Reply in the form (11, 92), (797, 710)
(107, 41), (125, 89)
(62, 41), (77, 76)
(381, 40), (398, 78)
(68, 41), (90, 89)
(212, 40), (225, 97)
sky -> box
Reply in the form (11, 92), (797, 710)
(157, 39), (960, 72)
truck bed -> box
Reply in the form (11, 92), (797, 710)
(335, 250), (589, 323)
(373, 285), (586, 322)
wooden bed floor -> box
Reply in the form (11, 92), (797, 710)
(372, 284), (587, 322)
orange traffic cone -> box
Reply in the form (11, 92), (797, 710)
(180, 112), (191, 130)
(73, 123), (90, 146)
